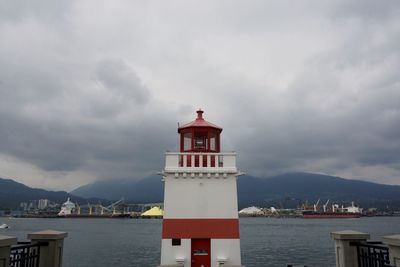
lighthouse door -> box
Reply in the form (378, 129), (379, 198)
(191, 238), (211, 267)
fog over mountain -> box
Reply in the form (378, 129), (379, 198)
(0, 177), (89, 209)
(2, 173), (400, 209)
(0, 1), (399, 190)
(70, 173), (400, 209)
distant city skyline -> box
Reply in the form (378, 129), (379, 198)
(0, 1), (399, 190)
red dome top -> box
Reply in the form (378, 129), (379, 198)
(178, 110), (222, 133)
(178, 109), (222, 153)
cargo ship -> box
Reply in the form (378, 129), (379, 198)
(302, 200), (362, 219)
(302, 210), (361, 219)
(58, 198), (130, 218)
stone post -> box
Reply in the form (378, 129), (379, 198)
(28, 230), (68, 267)
(330, 230), (370, 267)
(383, 234), (400, 267)
(0, 235), (17, 267)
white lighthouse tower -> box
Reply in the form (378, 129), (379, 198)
(160, 110), (242, 267)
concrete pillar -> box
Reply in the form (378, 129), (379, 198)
(0, 235), (17, 267)
(330, 230), (370, 267)
(28, 230), (68, 267)
(383, 234), (400, 267)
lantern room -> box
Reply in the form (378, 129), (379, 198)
(178, 110), (222, 153)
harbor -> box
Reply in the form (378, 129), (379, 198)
(5, 198), (165, 219)
(2, 111), (400, 267)
(4, 198), (398, 219)
(2, 216), (400, 267)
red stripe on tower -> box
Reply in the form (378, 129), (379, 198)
(162, 218), (240, 239)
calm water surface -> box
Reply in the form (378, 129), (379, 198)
(1, 217), (400, 267)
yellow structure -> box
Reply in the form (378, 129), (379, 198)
(141, 206), (164, 217)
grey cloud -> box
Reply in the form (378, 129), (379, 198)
(226, 38), (400, 181)
(329, 0), (400, 21)
(95, 59), (150, 106)
(0, 1), (399, 189)
(0, 1), (72, 23)
(0, 49), (172, 177)
(0, 114), (89, 171)
(0, 94), (177, 175)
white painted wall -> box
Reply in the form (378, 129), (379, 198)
(161, 155), (242, 266)
(163, 175), (239, 219)
(211, 239), (241, 267)
(161, 239), (241, 267)
(161, 239), (191, 266)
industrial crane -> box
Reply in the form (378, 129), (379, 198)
(323, 199), (330, 212)
(97, 198), (125, 215)
(75, 202), (81, 215)
(313, 199), (320, 212)
(87, 202), (93, 215)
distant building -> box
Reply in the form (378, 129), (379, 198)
(38, 199), (50, 210)
(20, 202), (28, 211)
(28, 201), (36, 210)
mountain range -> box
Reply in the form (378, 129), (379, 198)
(71, 175), (163, 204)
(71, 173), (400, 209)
(0, 177), (76, 209)
(2, 173), (400, 210)
(0, 177), (102, 209)
(237, 173), (400, 209)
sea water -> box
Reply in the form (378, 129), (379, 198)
(1, 217), (400, 267)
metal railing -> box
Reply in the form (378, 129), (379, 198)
(164, 152), (237, 173)
(10, 242), (47, 267)
(351, 241), (394, 267)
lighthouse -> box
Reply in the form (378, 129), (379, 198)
(160, 110), (242, 267)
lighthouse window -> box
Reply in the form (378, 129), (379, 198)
(195, 138), (204, 148)
(172, 238), (181, 246)
(210, 135), (216, 151)
(194, 135), (207, 149)
(184, 133), (192, 151)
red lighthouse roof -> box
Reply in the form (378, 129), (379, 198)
(178, 110), (222, 133)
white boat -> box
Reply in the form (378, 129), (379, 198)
(58, 198), (76, 216)
(0, 223), (9, 229)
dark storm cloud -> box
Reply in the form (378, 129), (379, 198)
(95, 59), (150, 106)
(0, 51), (178, 181)
(0, 0), (399, 189)
(329, 0), (400, 21)
(0, 1), (72, 23)
(224, 25), (400, 182)
(0, 4), (186, 184)
(0, 114), (89, 171)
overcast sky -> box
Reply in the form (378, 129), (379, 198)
(0, 1), (399, 191)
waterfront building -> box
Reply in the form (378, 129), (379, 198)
(160, 110), (242, 267)
(19, 202), (28, 211)
(38, 199), (50, 210)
